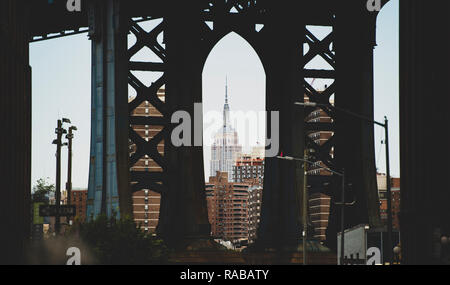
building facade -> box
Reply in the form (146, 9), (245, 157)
(377, 174), (401, 230)
(248, 184), (263, 244)
(70, 189), (88, 223)
(129, 88), (165, 233)
(205, 172), (262, 247)
(308, 193), (331, 241)
(231, 147), (265, 243)
(232, 150), (265, 184)
(210, 82), (242, 181)
(305, 94), (334, 241)
(206, 172), (248, 244)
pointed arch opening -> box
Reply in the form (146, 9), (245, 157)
(202, 31), (266, 246)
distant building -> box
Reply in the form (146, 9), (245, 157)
(377, 174), (400, 230)
(70, 188), (88, 223)
(210, 81), (242, 181)
(205, 172), (262, 248)
(305, 94), (334, 241)
(232, 148), (265, 184)
(308, 193), (331, 241)
(248, 184), (263, 244)
(129, 88), (165, 233)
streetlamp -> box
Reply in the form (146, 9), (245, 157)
(441, 235), (449, 264)
(66, 125), (77, 225)
(276, 155), (351, 265)
(296, 101), (393, 264)
(393, 245), (401, 264)
(52, 118), (70, 234)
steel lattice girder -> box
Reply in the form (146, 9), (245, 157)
(127, 18), (168, 195)
(303, 25), (337, 173)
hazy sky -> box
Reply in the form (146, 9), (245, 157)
(29, 0), (399, 189)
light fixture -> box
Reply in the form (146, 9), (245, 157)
(295, 102), (318, 107)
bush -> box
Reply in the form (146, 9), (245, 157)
(67, 213), (170, 265)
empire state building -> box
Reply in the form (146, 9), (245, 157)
(210, 80), (242, 182)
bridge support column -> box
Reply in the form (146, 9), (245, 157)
(157, 1), (211, 247)
(255, 3), (306, 250)
(326, 1), (381, 250)
(87, 0), (131, 219)
(400, 0), (450, 265)
(0, 0), (31, 265)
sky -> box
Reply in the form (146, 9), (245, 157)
(202, 32), (266, 179)
(29, 0), (399, 189)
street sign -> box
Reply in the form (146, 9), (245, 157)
(33, 202), (44, 224)
(39, 205), (76, 217)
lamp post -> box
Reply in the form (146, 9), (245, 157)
(441, 235), (449, 264)
(276, 155), (349, 265)
(52, 118), (70, 234)
(295, 101), (393, 264)
(393, 245), (401, 264)
(66, 125), (77, 224)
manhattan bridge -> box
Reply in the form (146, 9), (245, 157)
(1, 0), (449, 265)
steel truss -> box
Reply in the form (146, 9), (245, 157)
(303, 24), (339, 196)
(128, 18), (168, 195)
(126, 0), (343, 243)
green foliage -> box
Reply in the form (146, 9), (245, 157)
(31, 178), (55, 203)
(68, 213), (170, 265)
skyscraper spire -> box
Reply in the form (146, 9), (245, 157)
(225, 76), (228, 105)
(223, 76), (230, 129)
(210, 77), (242, 182)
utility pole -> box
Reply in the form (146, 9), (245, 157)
(302, 149), (308, 265)
(66, 125), (77, 224)
(53, 118), (70, 235)
(277, 155), (351, 264)
(384, 116), (393, 264)
(340, 170), (345, 265)
(295, 102), (392, 264)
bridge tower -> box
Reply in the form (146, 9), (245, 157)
(84, 0), (383, 250)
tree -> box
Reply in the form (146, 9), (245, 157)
(31, 178), (55, 203)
